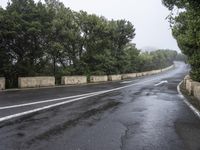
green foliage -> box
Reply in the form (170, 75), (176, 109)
(0, 0), (178, 88)
(162, 0), (200, 10)
(189, 53), (200, 81)
(137, 50), (178, 72)
(175, 53), (187, 62)
(163, 0), (200, 82)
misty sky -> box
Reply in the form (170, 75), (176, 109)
(0, 0), (180, 51)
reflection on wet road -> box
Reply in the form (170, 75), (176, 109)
(0, 62), (200, 150)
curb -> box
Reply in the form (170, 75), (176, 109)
(1, 65), (175, 92)
(177, 81), (200, 119)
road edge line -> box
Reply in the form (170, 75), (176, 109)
(177, 81), (200, 119)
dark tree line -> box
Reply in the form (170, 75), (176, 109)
(162, 0), (200, 81)
(0, 0), (180, 88)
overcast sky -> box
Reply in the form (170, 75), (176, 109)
(0, 0), (180, 51)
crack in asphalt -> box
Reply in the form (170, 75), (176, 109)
(120, 124), (130, 150)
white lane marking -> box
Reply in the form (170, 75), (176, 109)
(154, 80), (168, 86)
(0, 93), (102, 123)
(0, 91), (104, 110)
(0, 78), (154, 110)
(177, 81), (200, 119)
(120, 81), (133, 84)
(0, 77), (158, 122)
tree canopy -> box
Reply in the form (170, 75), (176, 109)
(162, 0), (200, 81)
(0, 0), (180, 88)
(162, 0), (200, 10)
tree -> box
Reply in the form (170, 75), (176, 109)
(162, 0), (200, 10)
(0, 0), (178, 88)
(109, 20), (136, 73)
(162, 0), (200, 81)
(0, 0), (50, 87)
(123, 43), (140, 73)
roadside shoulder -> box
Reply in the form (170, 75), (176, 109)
(177, 81), (200, 119)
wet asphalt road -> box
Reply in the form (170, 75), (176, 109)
(0, 62), (200, 150)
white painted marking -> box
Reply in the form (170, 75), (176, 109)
(0, 91), (104, 110)
(0, 93), (102, 123)
(0, 77), (158, 122)
(0, 78), (155, 110)
(154, 80), (168, 86)
(177, 81), (200, 119)
(120, 81), (133, 84)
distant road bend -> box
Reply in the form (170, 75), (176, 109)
(0, 62), (200, 150)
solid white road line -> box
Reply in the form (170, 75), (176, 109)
(120, 81), (133, 84)
(0, 77), (158, 122)
(0, 78), (156, 110)
(154, 80), (168, 86)
(0, 91), (104, 110)
(0, 93), (102, 123)
(177, 81), (200, 119)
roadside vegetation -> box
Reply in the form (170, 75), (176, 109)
(0, 0), (184, 88)
(162, 0), (200, 82)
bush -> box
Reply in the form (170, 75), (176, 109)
(189, 53), (200, 82)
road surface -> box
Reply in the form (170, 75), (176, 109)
(0, 62), (200, 150)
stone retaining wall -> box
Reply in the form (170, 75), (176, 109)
(0, 78), (5, 90)
(147, 70), (156, 75)
(61, 76), (87, 85)
(90, 76), (108, 83)
(136, 73), (143, 77)
(194, 84), (200, 101)
(108, 75), (122, 81)
(1, 65), (174, 90)
(184, 75), (200, 102)
(152, 70), (162, 74)
(119, 65), (174, 80)
(122, 73), (137, 80)
(142, 72), (149, 76)
(18, 76), (55, 88)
